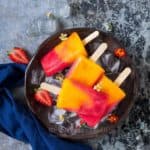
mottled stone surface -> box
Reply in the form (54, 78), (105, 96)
(0, 0), (149, 150)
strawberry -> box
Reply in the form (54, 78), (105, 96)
(8, 47), (30, 64)
(34, 89), (52, 107)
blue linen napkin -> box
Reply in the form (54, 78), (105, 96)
(0, 63), (92, 150)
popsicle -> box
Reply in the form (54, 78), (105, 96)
(77, 67), (131, 126)
(40, 67), (131, 127)
(41, 78), (108, 111)
(66, 43), (108, 86)
(41, 31), (99, 76)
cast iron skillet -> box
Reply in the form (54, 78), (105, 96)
(25, 28), (138, 140)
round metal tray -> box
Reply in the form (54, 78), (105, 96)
(25, 28), (138, 140)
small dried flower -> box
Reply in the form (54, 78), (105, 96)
(55, 73), (64, 82)
(75, 119), (86, 128)
(80, 119), (86, 128)
(93, 83), (102, 92)
(58, 115), (64, 122)
(104, 22), (113, 32)
(46, 11), (55, 19)
(107, 114), (119, 123)
(59, 33), (68, 41)
(114, 48), (126, 58)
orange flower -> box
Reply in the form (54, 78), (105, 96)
(114, 48), (126, 58)
(107, 114), (119, 123)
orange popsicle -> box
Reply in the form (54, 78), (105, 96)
(67, 43), (108, 86)
(56, 79), (102, 111)
(40, 79), (109, 126)
(41, 31), (99, 76)
(77, 68), (131, 126)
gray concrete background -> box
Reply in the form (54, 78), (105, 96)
(0, 0), (150, 150)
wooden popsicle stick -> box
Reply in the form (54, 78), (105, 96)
(89, 43), (108, 62)
(114, 67), (132, 87)
(82, 31), (99, 45)
(40, 82), (60, 94)
(40, 67), (132, 94)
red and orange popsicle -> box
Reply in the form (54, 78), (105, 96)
(40, 78), (108, 113)
(66, 43), (108, 86)
(40, 67), (131, 127)
(56, 79), (107, 111)
(41, 31), (99, 76)
(77, 67), (131, 127)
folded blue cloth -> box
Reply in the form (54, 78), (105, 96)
(0, 63), (92, 150)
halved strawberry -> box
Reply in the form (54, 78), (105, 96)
(8, 47), (30, 64)
(34, 89), (52, 107)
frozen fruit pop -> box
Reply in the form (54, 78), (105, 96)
(67, 43), (108, 86)
(77, 67), (131, 127)
(41, 31), (99, 76)
(40, 79), (109, 127)
(41, 79), (108, 111)
(40, 67), (131, 127)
